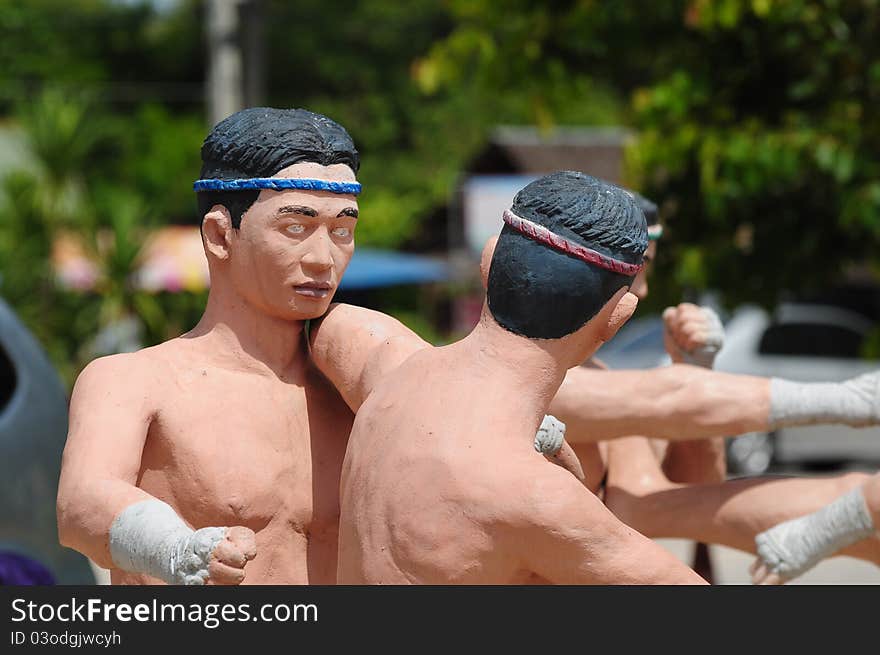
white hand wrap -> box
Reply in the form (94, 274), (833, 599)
(679, 307), (724, 369)
(534, 414), (566, 456)
(109, 499), (227, 585)
(769, 371), (880, 429)
(754, 487), (876, 582)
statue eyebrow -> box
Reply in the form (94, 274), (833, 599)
(276, 205), (317, 217)
(337, 207), (358, 218)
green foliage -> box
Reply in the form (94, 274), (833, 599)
(0, 88), (207, 386)
(0, 168), (94, 383)
(110, 104), (205, 223)
(262, 0), (622, 248)
(0, 0), (215, 386)
(0, 0), (203, 111)
(4, 0), (879, 384)
(422, 0), (880, 312)
(630, 0), (880, 309)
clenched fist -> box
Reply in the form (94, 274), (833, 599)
(662, 303), (724, 369)
(171, 524), (257, 585)
(534, 414), (585, 484)
(206, 526), (258, 585)
(108, 499), (259, 586)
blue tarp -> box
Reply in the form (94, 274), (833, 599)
(339, 248), (449, 290)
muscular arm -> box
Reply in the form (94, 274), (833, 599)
(551, 299), (880, 444)
(549, 364), (771, 443)
(517, 468), (707, 584)
(56, 355), (158, 569)
(308, 303), (431, 412)
(57, 355), (255, 584)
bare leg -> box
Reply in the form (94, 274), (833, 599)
(663, 438), (726, 484)
(660, 436), (728, 583)
(604, 436), (880, 564)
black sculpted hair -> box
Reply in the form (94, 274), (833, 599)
(196, 107), (360, 228)
(487, 171), (647, 339)
(630, 191), (658, 226)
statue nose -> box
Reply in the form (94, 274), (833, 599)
(300, 228), (333, 272)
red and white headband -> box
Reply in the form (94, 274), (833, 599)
(501, 209), (644, 276)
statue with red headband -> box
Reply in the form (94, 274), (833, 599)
(321, 171), (705, 583)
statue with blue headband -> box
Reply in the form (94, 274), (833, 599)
(57, 107), (363, 585)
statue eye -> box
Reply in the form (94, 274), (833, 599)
(331, 227), (351, 238)
(286, 224), (306, 235)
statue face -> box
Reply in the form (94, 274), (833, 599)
(227, 161), (358, 321)
(630, 240), (656, 301)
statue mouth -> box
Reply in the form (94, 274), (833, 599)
(294, 284), (332, 298)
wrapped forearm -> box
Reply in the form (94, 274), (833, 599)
(768, 373), (880, 429)
(109, 499), (227, 585)
(754, 488), (876, 582)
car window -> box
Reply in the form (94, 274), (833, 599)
(758, 323), (866, 358)
(0, 341), (16, 414)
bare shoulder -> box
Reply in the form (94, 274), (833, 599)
(502, 456), (609, 531)
(73, 351), (148, 393)
(62, 346), (181, 490)
(70, 344), (173, 417)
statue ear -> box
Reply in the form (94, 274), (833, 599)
(599, 289), (639, 343)
(479, 235), (499, 291)
(202, 205), (233, 261)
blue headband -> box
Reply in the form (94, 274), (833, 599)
(193, 178), (362, 195)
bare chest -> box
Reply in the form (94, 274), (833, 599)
(139, 372), (349, 536)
